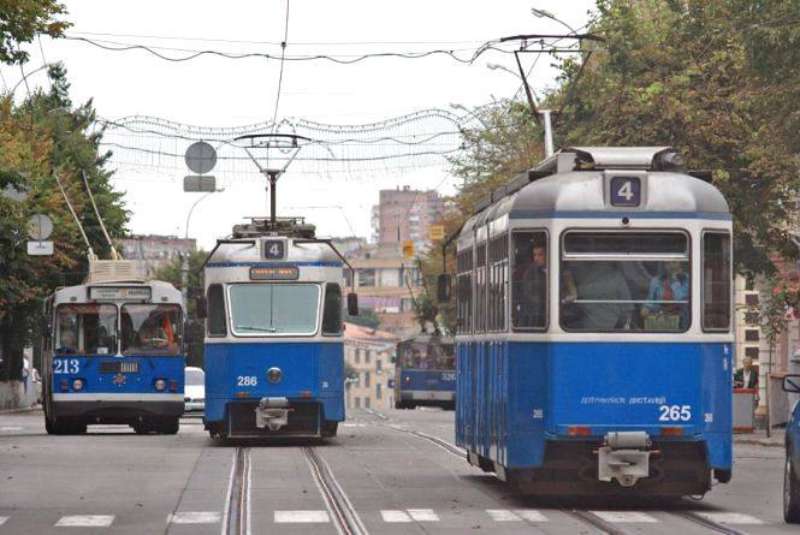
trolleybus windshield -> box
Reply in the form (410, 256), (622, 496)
(121, 304), (183, 355)
(398, 341), (455, 370)
(229, 283), (320, 336)
(55, 304), (117, 355)
(560, 231), (690, 333)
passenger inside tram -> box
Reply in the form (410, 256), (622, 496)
(641, 261), (690, 330)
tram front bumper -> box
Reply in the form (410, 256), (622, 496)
(255, 397), (291, 431)
(597, 431), (653, 487)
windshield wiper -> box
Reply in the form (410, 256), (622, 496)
(236, 325), (277, 333)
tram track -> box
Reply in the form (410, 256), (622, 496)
(303, 446), (369, 535)
(669, 510), (750, 535)
(221, 447), (251, 535)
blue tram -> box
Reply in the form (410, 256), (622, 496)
(394, 335), (456, 410)
(445, 147), (734, 496)
(42, 279), (186, 434)
(200, 217), (355, 440)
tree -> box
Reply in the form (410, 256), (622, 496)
(0, 66), (128, 382)
(345, 307), (381, 330)
(0, 0), (69, 65)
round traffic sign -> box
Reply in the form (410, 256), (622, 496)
(185, 141), (217, 175)
(27, 213), (53, 240)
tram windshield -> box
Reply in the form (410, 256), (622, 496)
(397, 339), (455, 370)
(121, 304), (183, 355)
(55, 304), (117, 355)
(559, 232), (690, 332)
(229, 283), (319, 336)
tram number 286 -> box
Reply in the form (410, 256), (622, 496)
(237, 376), (258, 387)
(658, 404), (692, 422)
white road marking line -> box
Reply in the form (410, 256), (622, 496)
(381, 510), (412, 523)
(219, 450), (237, 535)
(168, 512), (221, 524)
(487, 509), (521, 521)
(696, 512), (764, 525)
(274, 511), (330, 523)
(591, 511), (658, 523)
(407, 509), (439, 522)
(0, 516), (8, 526)
(55, 515), (114, 527)
(341, 423), (366, 427)
(515, 509), (549, 522)
(0, 426), (23, 431)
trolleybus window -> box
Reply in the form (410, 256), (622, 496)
(56, 304), (117, 355)
(322, 283), (343, 335)
(229, 284), (320, 336)
(560, 231), (690, 332)
(121, 304), (183, 355)
(512, 231), (548, 330)
(207, 284), (227, 337)
(398, 339), (455, 370)
(702, 232), (731, 331)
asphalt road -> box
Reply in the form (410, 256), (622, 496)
(0, 407), (793, 534)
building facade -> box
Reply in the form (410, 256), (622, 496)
(372, 186), (444, 253)
(118, 235), (196, 278)
(343, 322), (398, 411)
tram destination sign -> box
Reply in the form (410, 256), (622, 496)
(249, 266), (299, 281)
(89, 286), (152, 301)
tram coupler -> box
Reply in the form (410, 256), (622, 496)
(255, 397), (292, 431)
(597, 431), (652, 487)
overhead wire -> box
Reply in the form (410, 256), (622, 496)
(271, 0), (290, 132)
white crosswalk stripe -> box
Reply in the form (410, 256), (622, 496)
(381, 510), (412, 523)
(55, 515), (114, 527)
(516, 509), (549, 522)
(407, 509), (439, 522)
(167, 512), (221, 524)
(0, 516), (8, 526)
(274, 510), (330, 523)
(485, 509), (549, 522)
(696, 512), (764, 525)
(591, 511), (658, 523)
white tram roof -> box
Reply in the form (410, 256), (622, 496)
(458, 147), (730, 246)
(52, 279), (183, 307)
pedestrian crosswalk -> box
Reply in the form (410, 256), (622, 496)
(0, 508), (771, 528)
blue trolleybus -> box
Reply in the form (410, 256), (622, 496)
(443, 147), (734, 496)
(394, 334), (456, 410)
(200, 217), (356, 440)
(42, 279), (186, 434)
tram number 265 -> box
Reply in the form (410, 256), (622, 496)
(237, 376), (258, 387)
(658, 404), (691, 422)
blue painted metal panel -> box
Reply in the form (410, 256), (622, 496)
(398, 369), (456, 392)
(204, 341), (344, 424)
(51, 355), (185, 396)
(455, 340), (733, 471)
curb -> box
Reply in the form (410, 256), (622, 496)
(0, 405), (40, 415)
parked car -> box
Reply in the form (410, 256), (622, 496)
(184, 366), (205, 414)
(784, 374), (800, 523)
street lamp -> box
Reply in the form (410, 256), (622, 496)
(531, 8), (578, 35)
(185, 188), (225, 240)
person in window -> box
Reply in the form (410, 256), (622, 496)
(734, 356), (758, 389)
(56, 330), (77, 354)
(517, 243), (549, 328)
(641, 261), (689, 329)
(573, 262), (633, 330)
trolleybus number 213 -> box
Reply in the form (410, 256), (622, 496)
(53, 359), (80, 374)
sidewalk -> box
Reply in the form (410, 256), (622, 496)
(734, 427), (785, 448)
(0, 404), (40, 415)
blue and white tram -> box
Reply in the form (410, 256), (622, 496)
(201, 218), (355, 440)
(445, 147), (734, 496)
(42, 280), (186, 434)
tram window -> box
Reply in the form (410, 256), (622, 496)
(702, 232), (731, 331)
(121, 304), (183, 356)
(512, 231), (548, 330)
(207, 284), (227, 337)
(456, 249), (473, 333)
(488, 234), (509, 332)
(322, 283), (343, 335)
(229, 283), (320, 336)
(475, 244), (487, 333)
(560, 231), (690, 333)
(55, 304), (117, 355)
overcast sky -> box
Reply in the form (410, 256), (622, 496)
(3, 0), (596, 250)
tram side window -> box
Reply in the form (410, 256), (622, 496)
(207, 284), (227, 337)
(702, 232), (731, 331)
(560, 232), (690, 332)
(488, 234), (509, 332)
(456, 250), (473, 333)
(121, 304), (183, 356)
(56, 304), (117, 355)
(322, 283), (343, 335)
(512, 231), (548, 330)
(475, 243), (487, 333)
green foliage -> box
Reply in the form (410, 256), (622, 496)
(0, 66), (127, 381)
(345, 307), (381, 329)
(154, 249), (207, 317)
(0, 0), (70, 64)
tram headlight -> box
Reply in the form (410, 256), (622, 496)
(154, 378), (167, 391)
(267, 367), (283, 384)
(72, 378), (85, 391)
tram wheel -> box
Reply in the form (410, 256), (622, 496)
(159, 418), (180, 435)
(321, 422), (338, 438)
(714, 468), (732, 484)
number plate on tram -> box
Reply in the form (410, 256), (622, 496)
(609, 176), (642, 207)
